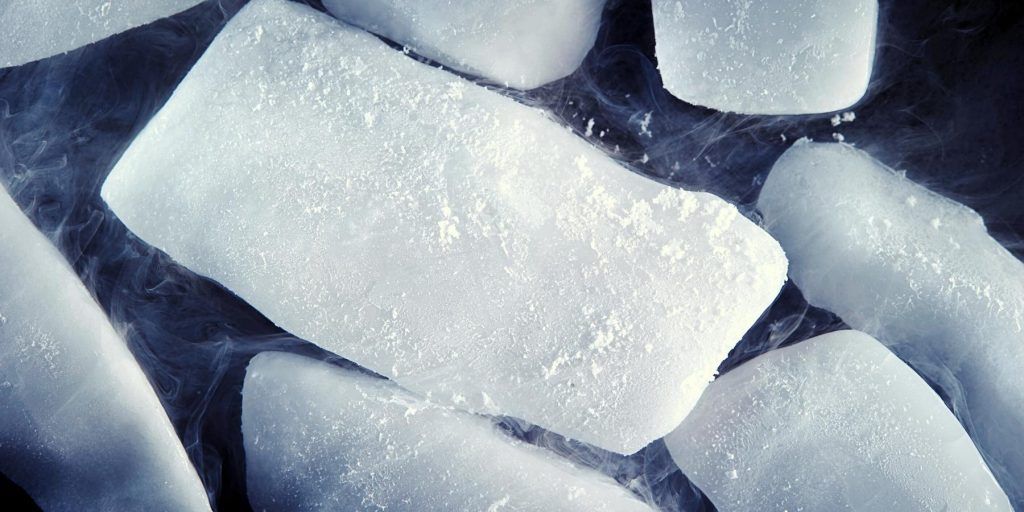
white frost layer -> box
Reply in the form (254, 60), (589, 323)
(0, 188), (211, 512)
(243, 352), (653, 512)
(757, 141), (1024, 501)
(101, 0), (787, 454)
(665, 331), (1011, 512)
(0, 0), (202, 68)
(322, 0), (604, 89)
(652, 0), (878, 115)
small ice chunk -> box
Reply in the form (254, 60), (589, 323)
(242, 352), (653, 512)
(758, 141), (1024, 502)
(665, 331), (1012, 512)
(101, 0), (787, 454)
(322, 0), (605, 89)
(0, 0), (203, 68)
(652, 0), (878, 114)
(0, 188), (210, 511)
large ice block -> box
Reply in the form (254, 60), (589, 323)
(0, 188), (211, 511)
(0, 0), (203, 68)
(322, 0), (604, 89)
(665, 331), (1011, 512)
(101, 0), (787, 454)
(242, 352), (653, 512)
(652, 0), (878, 114)
(758, 141), (1024, 502)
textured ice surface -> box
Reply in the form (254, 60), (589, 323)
(102, 0), (787, 454)
(0, 188), (210, 511)
(758, 141), (1024, 502)
(652, 0), (878, 114)
(0, 0), (202, 68)
(322, 0), (604, 89)
(665, 330), (1011, 512)
(243, 352), (653, 512)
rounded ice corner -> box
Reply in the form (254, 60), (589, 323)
(597, 387), (708, 456)
(797, 329), (889, 360)
(758, 141), (846, 199)
(754, 221), (790, 279)
(243, 350), (280, 381)
(664, 70), (874, 117)
(664, 85), (871, 117)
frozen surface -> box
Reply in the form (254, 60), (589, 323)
(652, 0), (878, 114)
(0, 188), (210, 511)
(0, 0), (203, 68)
(758, 141), (1024, 503)
(102, 0), (787, 454)
(322, 0), (604, 89)
(242, 352), (653, 512)
(665, 330), (1011, 512)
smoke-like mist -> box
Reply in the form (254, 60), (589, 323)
(1, 0), (1022, 510)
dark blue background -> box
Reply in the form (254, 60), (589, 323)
(1, 0), (1022, 510)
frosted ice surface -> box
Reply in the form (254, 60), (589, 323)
(322, 0), (605, 89)
(652, 0), (878, 114)
(0, 188), (211, 511)
(101, 0), (787, 454)
(0, 0), (203, 68)
(758, 141), (1024, 503)
(242, 352), (654, 512)
(665, 331), (1012, 512)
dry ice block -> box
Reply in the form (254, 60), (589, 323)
(243, 351), (654, 512)
(0, 0), (203, 68)
(758, 141), (1024, 502)
(0, 188), (210, 511)
(652, 0), (877, 114)
(102, 0), (787, 454)
(665, 330), (1010, 512)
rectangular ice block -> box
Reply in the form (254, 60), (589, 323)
(665, 331), (1011, 512)
(243, 351), (654, 512)
(102, 0), (787, 454)
(652, 0), (877, 114)
(0, 187), (210, 511)
(0, 0), (203, 68)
